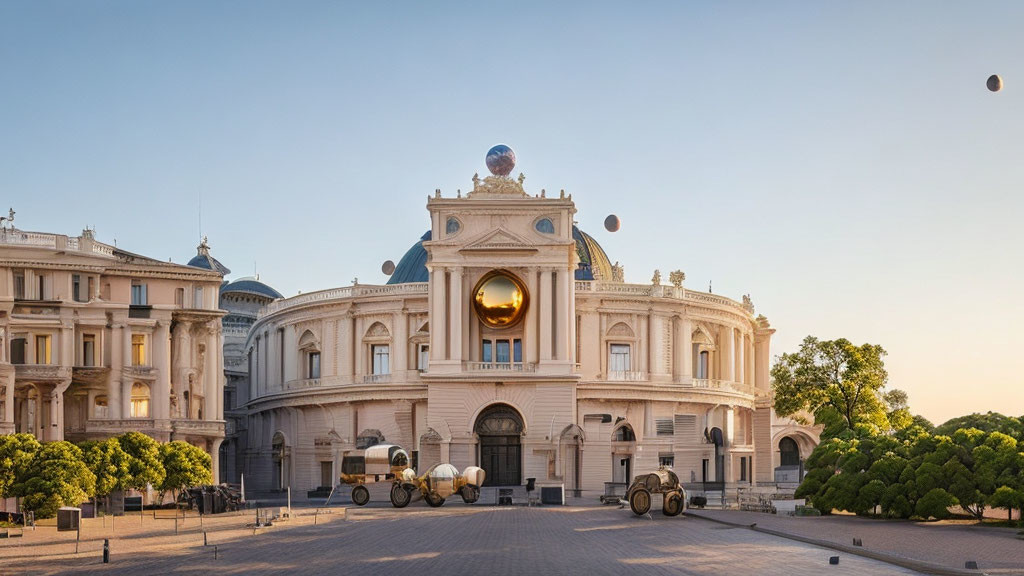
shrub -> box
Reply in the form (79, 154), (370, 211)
(914, 488), (958, 520)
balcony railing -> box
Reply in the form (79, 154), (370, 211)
(363, 373), (392, 384)
(607, 370), (646, 381)
(463, 362), (537, 373)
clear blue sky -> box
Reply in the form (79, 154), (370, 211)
(3, 1), (1022, 425)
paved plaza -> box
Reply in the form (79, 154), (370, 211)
(7, 501), (1011, 576)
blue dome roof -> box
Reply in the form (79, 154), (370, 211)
(386, 231), (431, 284)
(385, 227), (614, 284)
(187, 239), (231, 275)
(222, 277), (283, 300)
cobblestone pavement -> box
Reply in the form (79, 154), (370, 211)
(1, 503), (927, 576)
(689, 508), (1024, 574)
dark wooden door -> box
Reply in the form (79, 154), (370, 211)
(480, 436), (521, 486)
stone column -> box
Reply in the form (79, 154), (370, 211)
(448, 267), (462, 362)
(555, 271), (570, 362)
(214, 326), (224, 420)
(539, 269), (552, 361)
(60, 322), (74, 366)
(429, 269), (446, 361)
(648, 313), (659, 375)
(524, 268), (538, 364)
(108, 325), (123, 419)
(745, 336), (754, 386)
(719, 326), (734, 382)
(2, 367), (13, 425)
(393, 311), (408, 376)
(676, 316), (692, 382)
(209, 438), (224, 484)
(339, 314), (354, 378)
(171, 321), (191, 418)
(121, 325), (134, 418)
(736, 331), (745, 384)
(353, 317), (364, 377)
(153, 321), (171, 420)
(567, 272), (577, 365)
(754, 320), (775, 393)
(204, 326), (217, 421)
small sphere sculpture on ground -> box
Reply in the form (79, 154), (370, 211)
(987, 74), (1003, 92)
(486, 145), (516, 176)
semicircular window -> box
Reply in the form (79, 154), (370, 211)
(535, 218), (555, 234)
(446, 217), (461, 235)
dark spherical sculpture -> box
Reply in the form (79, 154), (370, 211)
(485, 144), (516, 176)
(988, 74), (1003, 92)
(604, 214), (621, 232)
(382, 260), (396, 275)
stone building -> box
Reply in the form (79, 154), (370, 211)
(239, 148), (821, 499)
(0, 223), (227, 481)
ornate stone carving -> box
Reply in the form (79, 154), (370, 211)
(467, 174), (529, 198)
(651, 269), (661, 285)
(742, 294), (755, 314)
(607, 322), (635, 338)
(669, 270), (685, 288)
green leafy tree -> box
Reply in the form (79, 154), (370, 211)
(772, 336), (892, 435)
(914, 487), (958, 520)
(0, 433), (41, 499)
(158, 441), (212, 502)
(19, 441), (96, 518)
(81, 438), (133, 498)
(118, 432), (165, 492)
(934, 412), (1024, 442)
(987, 485), (1024, 522)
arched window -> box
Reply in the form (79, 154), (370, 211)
(94, 395), (109, 419)
(779, 437), (800, 467)
(130, 382), (150, 418)
(298, 330), (320, 379)
(613, 424), (636, 442)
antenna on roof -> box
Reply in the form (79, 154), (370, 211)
(198, 192), (203, 242)
(708, 280), (712, 293)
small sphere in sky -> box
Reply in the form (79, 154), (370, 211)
(485, 144), (516, 176)
(987, 74), (1003, 92)
(604, 214), (621, 232)
(382, 260), (396, 275)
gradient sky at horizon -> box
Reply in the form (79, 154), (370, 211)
(2, 1), (1022, 425)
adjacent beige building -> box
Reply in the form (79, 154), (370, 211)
(241, 151), (820, 499)
(0, 225), (227, 481)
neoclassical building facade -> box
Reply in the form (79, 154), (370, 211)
(0, 225), (228, 481)
(241, 150), (819, 497)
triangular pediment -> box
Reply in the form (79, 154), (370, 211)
(460, 227), (538, 253)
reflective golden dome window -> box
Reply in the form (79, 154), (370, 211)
(473, 270), (528, 329)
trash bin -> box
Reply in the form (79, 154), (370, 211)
(57, 507), (81, 532)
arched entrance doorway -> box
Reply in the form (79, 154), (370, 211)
(475, 404), (523, 486)
(779, 437), (800, 466)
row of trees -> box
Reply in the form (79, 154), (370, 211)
(773, 336), (1024, 522)
(0, 432), (211, 518)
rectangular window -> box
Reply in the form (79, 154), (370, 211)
(193, 286), (204, 309)
(35, 335), (51, 364)
(698, 351), (709, 379)
(308, 352), (321, 379)
(418, 344), (429, 371)
(131, 334), (146, 366)
(513, 339), (522, 363)
(130, 281), (147, 306)
(481, 340), (492, 363)
(82, 334), (96, 367)
(130, 397), (150, 418)
(659, 454), (675, 468)
(740, 456), (748, 482)
(496, 340), (510, 363)
(37, 275), (45, 300)
(656, 418), (674, 436)
(72, 275), (82, 302)
(87, 277), (95, 301)
(609, 344), (631, 372)
(11, 338), (26, 364)
(175, 288), (184, 306)
(372, 345), (390, 375)
(13, 272), (25, 299)
(94, 396), (109, 419)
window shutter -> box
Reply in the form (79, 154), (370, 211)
(674, 414), (697, 441)
(656, 418), (674, 436)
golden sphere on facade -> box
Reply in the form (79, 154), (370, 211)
(473, 270), (528, 328)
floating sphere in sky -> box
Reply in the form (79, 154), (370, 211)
(485, 144), (516, 176)
(987, 74), (1003, 92)
(604, 214), (621, 232)
(382, 260), (396, 275)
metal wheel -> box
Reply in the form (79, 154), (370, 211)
(629, 488), (652, 516)
(390, 483), (411, 508)
(663, 491), (683, 516)
(461, 485), (480, 504)
(351, 485), (370, 506)
(425, 493), (446, 508)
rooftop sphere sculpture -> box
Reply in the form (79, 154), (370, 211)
(382, 260), (396, 275)
(988, 74), (1003, 92)
(604, 214), (621, 232)
(485, 144), (516, 176)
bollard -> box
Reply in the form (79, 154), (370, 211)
(103, 539), (110, 563)
(175, 515), (178, 535)
(852, 538), (862, 547)
(965, 561), (979, 570)
(214, 545), (218, 560)
(203, 531), (208, 546)
(829, 556), (839, 565)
